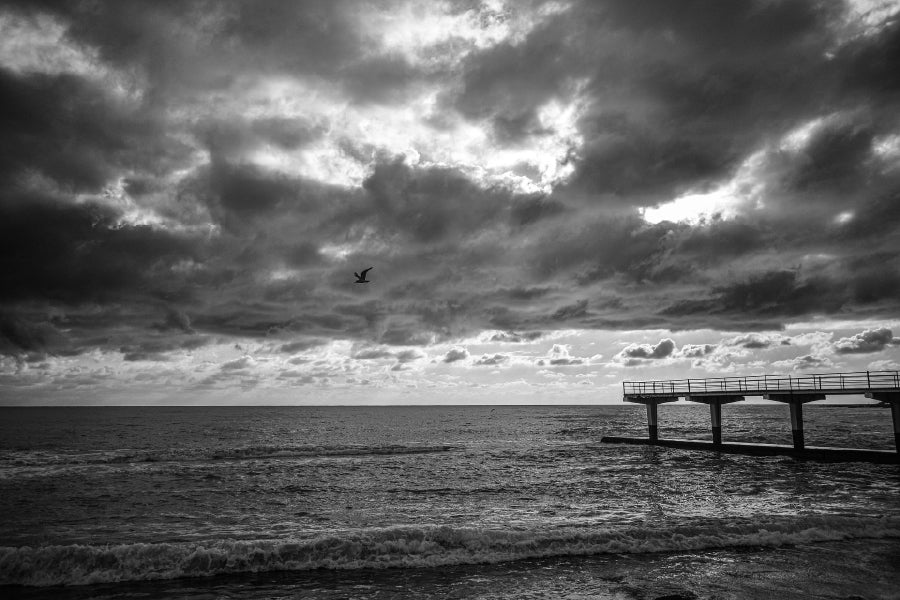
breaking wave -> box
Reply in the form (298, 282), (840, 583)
(2, 515), (898, 587)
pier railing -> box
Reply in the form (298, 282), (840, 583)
(623, 370), (900, 397)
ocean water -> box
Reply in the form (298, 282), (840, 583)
(0, 404), (898, 599)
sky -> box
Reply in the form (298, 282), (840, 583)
(1, 0), (899, 405)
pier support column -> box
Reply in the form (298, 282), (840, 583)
(623, 396), (679, 443)
(790, 402), (804, 450)
(865, 392), (900, 452)
(893, 403), (899, 453)
(685, 396), (743, 446)
(764, 394), (825, 451)
(711, 402), (722, 445)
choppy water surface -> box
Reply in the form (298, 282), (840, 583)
(1, 404), (898, 599)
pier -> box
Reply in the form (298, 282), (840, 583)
(601, 371), (900, 463)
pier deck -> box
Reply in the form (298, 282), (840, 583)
(622, 370), (900, 400)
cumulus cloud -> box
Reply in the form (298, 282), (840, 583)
(279, 339), (326, 353)
(619, 338), (676, 360)
(679, 343), (716, 358)
(352, 348), (395, 360)
(770, 354), (834, 371)
(535, 344), (586, 366)
(474, 353), (509, 366)
(723, 333), (789, 349)
(395, 349), (425, 363)
(833, 328), (899, 354)
(489, 331), (543, 343)
(442, 347), (469, 363)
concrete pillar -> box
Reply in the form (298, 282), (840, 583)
(623, 396), (677, 442)
(647, 402), (658, 441)
(710, 401), (722, 445)
(789, 401), (804, 450)
(764, 393), (824, 450)
(685, 395), (741, 445)
(892, 403), (899, 453)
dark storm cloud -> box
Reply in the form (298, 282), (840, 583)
(0, 313), (71, 357)
(157, 307), (195, 334)
(551, 299), (588, 321)
(446, 14), (578, 143)
(200, 117), (327, 159)
(528, 212), (682, 285)
(13, 0), (365, 100)
(362, 160), (508, 243)
(509, 196), (567, 227)
(119, 336), (208, 362)
(1, 0), (899, 371)
(0, 67), (189, 192)
(786, 119), (876, 193)
(0, 193), (200, 304)
(661, 270), (844, 320)
(445, 0), (847, 205)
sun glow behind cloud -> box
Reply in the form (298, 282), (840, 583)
(642, 112), (861, 225)
(147, 1), (585, 195)
(643, 150), (768, 224)
(200, 73), (584, 193)
(361, 0), (572, 66)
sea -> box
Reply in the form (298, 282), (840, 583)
(0, 404), (898, 599)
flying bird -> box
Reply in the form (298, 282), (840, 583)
(354, 267), (373, 283)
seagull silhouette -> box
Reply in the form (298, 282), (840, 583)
(354, 267), (373, 283)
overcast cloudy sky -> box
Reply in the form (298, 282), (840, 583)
(1, 0), (899, 405)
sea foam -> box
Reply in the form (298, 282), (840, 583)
(2, 515), (898, 587)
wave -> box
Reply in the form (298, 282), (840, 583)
(0, 444), (456, 468)
(2, 515), (898, 587)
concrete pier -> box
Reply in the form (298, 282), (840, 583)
(613, 370), (900, 461)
